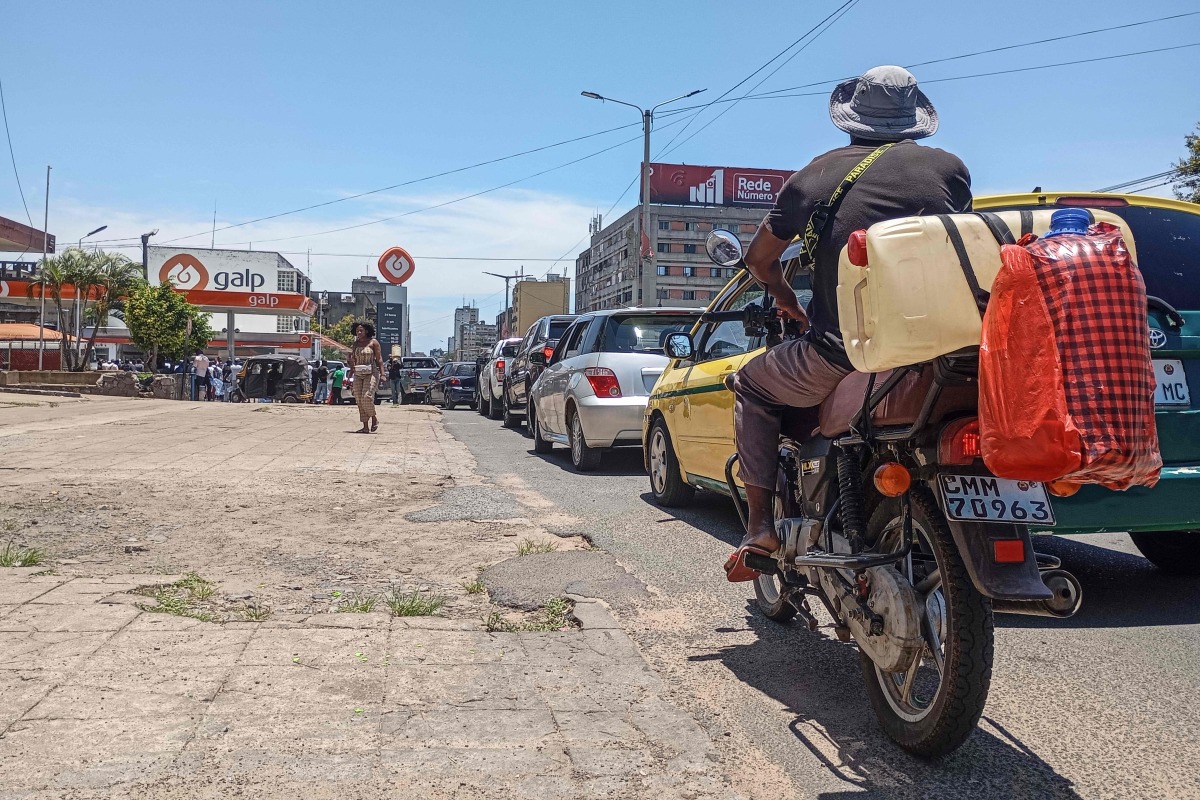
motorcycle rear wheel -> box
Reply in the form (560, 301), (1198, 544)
(860, 487), (993, 758)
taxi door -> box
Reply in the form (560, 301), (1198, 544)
(670, 282), (766, 485)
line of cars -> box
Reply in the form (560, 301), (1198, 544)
(464, 190), (1200, 573)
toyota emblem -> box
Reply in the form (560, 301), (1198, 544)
(1149, 328), (1167, 349)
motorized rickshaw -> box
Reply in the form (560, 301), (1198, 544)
(238, 354), (311, 403)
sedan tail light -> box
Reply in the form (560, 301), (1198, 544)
(584, 367), (621, 398)
(938, 417), (981, 465)
(449, 378), (461, 386)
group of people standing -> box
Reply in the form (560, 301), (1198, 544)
(190, 351), (237, 402)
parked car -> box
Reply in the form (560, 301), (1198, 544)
(502, 314), (577, 428)
(426, 361), (478, 410)
(389, 356), (441, 403)
(528, 308), (703, 470)
(478, 337), (522, 420)
(642, 190), (1200, 574)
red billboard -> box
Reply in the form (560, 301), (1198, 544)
(645, 163), (794, 208)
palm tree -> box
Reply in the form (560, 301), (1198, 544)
(27, 249), (141, 370)
(82, 253), (144, 368)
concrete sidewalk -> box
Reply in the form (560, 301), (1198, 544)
(0, 398), (742, 799)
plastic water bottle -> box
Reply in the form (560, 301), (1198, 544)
(1043, 208), (1091, 239)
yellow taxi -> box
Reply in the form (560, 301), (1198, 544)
(643, 192), (1200, 572)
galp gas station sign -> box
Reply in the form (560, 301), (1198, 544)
(378, 246), (416, 285)
(147, 246), (316, 316)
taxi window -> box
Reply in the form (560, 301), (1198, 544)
(698, 284), (765, 362)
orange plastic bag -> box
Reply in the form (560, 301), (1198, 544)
(979, 225), (1160, 490)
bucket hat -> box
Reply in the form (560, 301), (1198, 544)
(829, 66), (937, 141)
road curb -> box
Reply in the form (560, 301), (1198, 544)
(567, 593), (623, 630)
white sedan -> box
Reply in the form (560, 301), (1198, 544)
(527, 308), (702, 471)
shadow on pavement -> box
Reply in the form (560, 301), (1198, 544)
(996, 534), (1200, 629)
(522, 444), (650, 477)
(694, 603), (1082, 800)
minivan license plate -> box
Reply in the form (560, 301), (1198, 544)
(938, 475), (1055, 525)
(1153, 359), (1190, 407)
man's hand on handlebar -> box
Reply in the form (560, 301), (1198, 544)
(771, 281), (809, 331)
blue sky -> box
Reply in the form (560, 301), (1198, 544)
(4, 0), (1199, 352)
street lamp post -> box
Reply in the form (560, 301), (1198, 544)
(79, 225), (107, 251)
(581, 88), (704, 306)
(140, 229), (158, 281)
(483, 268), (525, 338)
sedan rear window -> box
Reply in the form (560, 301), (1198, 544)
(598, 315), (699, 354)
(992, 203), (1200, 310)
(453, 364), (475, 376)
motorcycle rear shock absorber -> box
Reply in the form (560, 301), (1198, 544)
(837, 449), (867, 552)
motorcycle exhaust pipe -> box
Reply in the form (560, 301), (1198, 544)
(991, 569), (1082, 619)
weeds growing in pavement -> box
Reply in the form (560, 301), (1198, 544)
(134, 572), (220, 622)
(0, 542), (46, 567)
(386, 589), (446, 617)
(337, 594), (380, 613)
(239, 604), (272, 621)
(463, 579), (486, 595)
(516, 539), (558, 556)
(483, 597), (577, 633)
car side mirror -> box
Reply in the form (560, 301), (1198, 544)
(529, 351), (547, 366)
(664, 332), (695, 361)
(706, 229), (745, 267)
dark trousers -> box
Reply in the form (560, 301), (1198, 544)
(331, 386), (343, 405)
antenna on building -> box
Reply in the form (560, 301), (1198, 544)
(211, 201), (217, 248)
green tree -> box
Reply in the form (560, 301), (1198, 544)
(316, 313), (362, 347)
(1174, 123), (1200, 204)
(123, 282), (215, 369)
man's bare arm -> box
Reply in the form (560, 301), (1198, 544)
(744, 223), (806, 325)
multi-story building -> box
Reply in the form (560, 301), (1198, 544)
(454, 321), (496, 361)
(574, 161), (794, 312)
(511, 275), (571, 337)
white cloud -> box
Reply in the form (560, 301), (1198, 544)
(12, 188), (600, 354)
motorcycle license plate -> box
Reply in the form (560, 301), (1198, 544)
(938, 475), (1055, 525)
(1153, 359), (1190, 407)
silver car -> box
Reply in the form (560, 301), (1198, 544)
(478, 337), (522, 420)
(528, 308), (703, 471)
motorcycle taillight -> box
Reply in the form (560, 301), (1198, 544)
(583, 367), (621, 398)
(939, 417), (981, 465)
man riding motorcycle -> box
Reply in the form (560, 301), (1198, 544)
(727, 65), (973, 581)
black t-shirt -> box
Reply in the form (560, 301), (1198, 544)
(387, 361), (403, 380)
(764, 140), (972, 369)
(314, 365), (329, 382)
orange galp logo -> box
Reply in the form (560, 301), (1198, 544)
(159, 254), (210, 290)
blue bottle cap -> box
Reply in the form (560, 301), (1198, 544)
(1044, 208), (1091, 238)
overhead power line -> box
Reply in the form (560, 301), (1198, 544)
(747, 10), (1200, 100)
(1095, 169), (1180, 193)
(155, 119), (646, 246)
(653, 0), (860, 158)
(660, 0), (861, 159)
(0, 75), (34, 258)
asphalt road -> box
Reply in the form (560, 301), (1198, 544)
(445, 410), (1200, 800)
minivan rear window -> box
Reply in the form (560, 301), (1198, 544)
(994, 203), (1200, 310)
(548, 320), (572, 340)
(599, 315), (699, 354)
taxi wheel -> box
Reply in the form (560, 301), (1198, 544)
(648, 418), (693, 507)
(1130, 531), (1200, 576)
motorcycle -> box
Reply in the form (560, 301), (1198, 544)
(684, 229), (1082, 757)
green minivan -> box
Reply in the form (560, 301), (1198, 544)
(978, 192), (1200, 574)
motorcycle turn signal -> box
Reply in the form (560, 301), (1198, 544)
(873, 462), (912, 497)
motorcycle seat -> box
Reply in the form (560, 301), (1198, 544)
(817, 367), (977, 439)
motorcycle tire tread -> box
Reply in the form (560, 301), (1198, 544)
(860, 486), (994, 759)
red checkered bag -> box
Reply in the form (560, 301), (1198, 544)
(979, 223), (1161, 489)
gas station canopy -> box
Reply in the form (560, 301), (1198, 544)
(0, 215), (54, 254)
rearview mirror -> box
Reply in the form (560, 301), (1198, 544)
(664, 332), (694, 360)
(529, 350), (547, 366)
(706, 229), (744, 267)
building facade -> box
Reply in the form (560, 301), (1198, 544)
(511, 275), (571, 337)
(574, 204), (765, 313)
(454, 321), (497, 361)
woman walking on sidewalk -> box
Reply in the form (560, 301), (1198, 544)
(350, 322), (384, 433)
